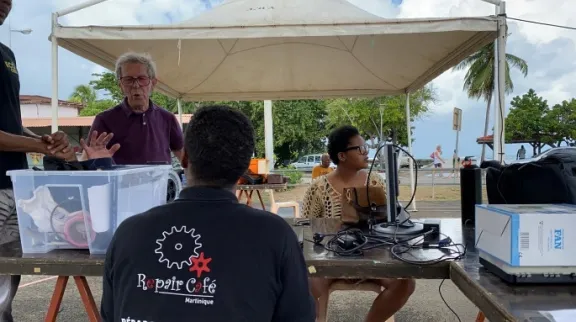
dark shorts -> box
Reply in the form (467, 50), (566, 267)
(434, 163), (442, 168)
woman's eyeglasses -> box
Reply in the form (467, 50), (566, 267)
(344, 144), (369, 155)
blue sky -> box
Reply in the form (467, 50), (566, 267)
(2, 0), (576, 159)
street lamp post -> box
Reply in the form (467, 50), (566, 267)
(7, 17), (32, 48)
(8, 28), (32, 48)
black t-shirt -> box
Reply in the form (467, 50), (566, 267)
(101, 187), (315, 322)
(0, 42), (27, 189)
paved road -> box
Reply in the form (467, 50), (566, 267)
(295, 170), (484, 186)
(10, 201), (480, 322)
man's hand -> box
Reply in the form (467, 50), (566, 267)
(52, 148), (78, 162)
(81, 131), (121, 160)
(42, 131), (70, 155)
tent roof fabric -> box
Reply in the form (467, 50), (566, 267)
(53, 0), (500, 101)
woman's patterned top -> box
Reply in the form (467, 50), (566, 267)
(302, 172), (386, 219)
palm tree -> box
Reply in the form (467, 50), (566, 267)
(69, 84), (97, 106)
(454, 42), (528, 161)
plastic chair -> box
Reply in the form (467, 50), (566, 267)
(267, 190), (301, 218)
(316, 280), (394, 322)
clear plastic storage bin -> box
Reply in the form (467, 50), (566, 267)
(7, 165), (171, 254)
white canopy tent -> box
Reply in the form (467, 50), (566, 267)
(50, 0), (508, 210)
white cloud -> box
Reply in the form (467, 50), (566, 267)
(396, 0), (576, 116)
(52, 0), (143, 26)
(347, 0), (399, 18)
(52, 0), (210, 26)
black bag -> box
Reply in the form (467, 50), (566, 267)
(485, 151), (576, 204)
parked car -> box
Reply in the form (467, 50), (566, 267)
(368, 149), (411, 168)
(507, 147), (576, 165)
(290, 154), (335, 172)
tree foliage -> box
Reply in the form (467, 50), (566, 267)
(505, 89), (576, 155)
(453, 42), (528, 101)
(325, 86), (437, 146)
(505, 89), (550, 154)
(547, 99), (576, 147)
(453, 42), (528, 161)
(71, 72), (329, 165)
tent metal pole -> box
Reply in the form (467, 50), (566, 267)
(51, 13), (59, 133)
(496, 2), (507, 163)
(492, 2), (506, 163)
(264, 100), (274, 173)
(405, 93), (417, 212)
(177, 98), (183, 128)
(56, 0), (110, 17)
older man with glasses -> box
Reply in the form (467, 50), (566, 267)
(85, 52), (184, 165)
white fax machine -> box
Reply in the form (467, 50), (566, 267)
(475, 204), (576, 284)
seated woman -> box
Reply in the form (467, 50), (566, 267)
(302, 125), (415, 322)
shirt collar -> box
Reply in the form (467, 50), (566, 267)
(121, 98), (157, 117)
(177, 186), (239, 203)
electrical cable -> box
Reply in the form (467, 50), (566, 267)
(366, 143), (419, 232)
(438, 279), (463, 322)
(507, 16), (576, 31)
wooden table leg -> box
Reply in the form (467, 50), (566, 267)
(256, 190), (266, 210)
(45, 276), (69, 322)
(245, 190), (254, 206)
(475, 311), (486, 322)
(74, 276), (101, 322)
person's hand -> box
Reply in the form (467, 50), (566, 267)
(52, 147), (77, 162)
(41, 131), (70, 155)
(80, 131), (121, 160)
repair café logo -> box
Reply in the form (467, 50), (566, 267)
(136, 226), (216, 306)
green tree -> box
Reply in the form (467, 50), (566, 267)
(454, 42), (528, 161)
(78, 73), (330, 165)
(69, 84), (97, 105)
(79, 99), (117, 116)
(215, 100), (328, 166)
(89, 72), (123, 102)
(546, 99), (576, 146)
(325, 86), (437, 147)
(505, 89), (555, 155)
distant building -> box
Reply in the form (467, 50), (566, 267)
(20, 95), (83, 118)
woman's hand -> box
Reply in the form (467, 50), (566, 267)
(80, 131), (121, 160)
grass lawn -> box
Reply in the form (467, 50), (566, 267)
(271, 185), (488, 203)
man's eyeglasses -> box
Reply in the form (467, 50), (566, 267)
(120, 76), (151, 86)
(344, 144), (369, 155)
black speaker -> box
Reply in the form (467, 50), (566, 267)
(460, 167), (482, 227)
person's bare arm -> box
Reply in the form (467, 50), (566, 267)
(22, 127), (41, 139)
(172, 149), (184, 163)
(0, 130), (47, 154)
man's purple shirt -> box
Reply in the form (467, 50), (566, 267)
(88, 99), (184, 165)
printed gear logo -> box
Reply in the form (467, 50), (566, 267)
(155, 226), (202, 270)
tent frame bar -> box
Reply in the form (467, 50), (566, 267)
(51, 0), (112, 132)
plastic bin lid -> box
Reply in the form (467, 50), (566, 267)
(7, 164), (172, 176)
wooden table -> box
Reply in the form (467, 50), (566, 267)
(450, 232), (576, 322)
(0, 249), (105, 322)
(303, 218), (464, 279)
(236, 183), (287, 210)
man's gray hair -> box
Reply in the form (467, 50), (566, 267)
(115, 52), (157, 80)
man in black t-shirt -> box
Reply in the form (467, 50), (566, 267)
(102, 105), (315, 322)
(0, 1), (71, 320)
